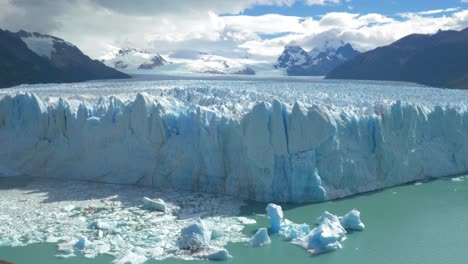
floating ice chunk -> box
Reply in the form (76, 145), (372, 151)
(74, 236), (88, 250)
(142, 197), (167, 212)
(247, 228), (271, 247)
(266, 203), (283, 233)
(292, 218), (346, 254)
(113, 250), (148, 264)
(237, 216), (256, 225)
(279, 220), (311, 240)
(56, 253), (76, 259)
(89, 220), (114, 230)
(265, 204), (310, 240)
(451, 177), (464, 182)
(206, 248), (232, 260)
(316, 211), (340, 224)
(340, 209), (365, 231)
(62, 205), (75, 212)
(178, 218), (211, 251)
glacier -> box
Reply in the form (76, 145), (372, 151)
(1, 79), (468, 203)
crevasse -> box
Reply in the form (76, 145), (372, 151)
(1, 92), (467, 203)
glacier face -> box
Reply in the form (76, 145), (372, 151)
(1, 79), (468, 203)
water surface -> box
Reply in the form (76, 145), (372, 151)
(1, 176), (467, 264)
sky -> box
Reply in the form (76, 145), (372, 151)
(0, 0), (467, 60)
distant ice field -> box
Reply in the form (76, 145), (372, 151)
(1, 76), (466, 118)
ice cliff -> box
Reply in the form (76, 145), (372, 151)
(1, 90), (468, 203)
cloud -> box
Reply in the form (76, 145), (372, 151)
(0, 0), (466, 61)
(240, 9), (468, 58)
(0, 0), (76, 32)
(91, 0), (296, 15)
(306, 0), (341, 5)
(398, 7), (461, 18)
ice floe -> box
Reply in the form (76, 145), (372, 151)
(247, 228), (271, 247)
(142, 197), (167, 212)
(0, 178), (248, 262)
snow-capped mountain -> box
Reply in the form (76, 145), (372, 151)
(172, 53), (257, 75)
(102, 47), (262, 75)
(276, 42), (360, 76)
(276, 45), (310, 69)
(101, 48), (168, 70)
(138, 54), (167, 69)
(0, 29), (129, 88)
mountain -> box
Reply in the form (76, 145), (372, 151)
(326, 28), (468, 89)
(138, 54), (167, 69)
(275, 43), (360, 76)
(101, 48), (168, 70)
(0, 29), (129, 88)
(103, 48), (258, 75)
(178, 53), (257, 75)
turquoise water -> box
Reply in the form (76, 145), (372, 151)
(1, 177), (468, 263)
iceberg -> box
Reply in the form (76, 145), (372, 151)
(263, 204), (364, 255)
(142, 197), (167, 212)
(292, 217), (346, 254)
(279, 220), (310, 240)
(74, 236), (88, 250)
(177, 218), (235, 260)
(247, 228), (271, 247)
(1, 81), (468, 203)
(206, 248), (232, 261)
(177, 218), (211, 251)
(340, 209), (365, 231)
(316, 211), (340, 224)
(266, 203), (283, 233)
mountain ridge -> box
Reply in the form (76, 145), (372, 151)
(275, 42), (360, 76)
(326, 28), (468, 89)
(0, 28), (130, 88)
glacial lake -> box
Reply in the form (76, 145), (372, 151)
(1, 175), (468, 264)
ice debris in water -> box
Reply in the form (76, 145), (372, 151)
(0, 178), (249, 262)
(292, 217), (347, 254)
(279, 220), (311, 240)
(339, 209), (365, 231)
(266, 203), (283, 233)
(247, 228), (271, 247)
(177, 218), (232, 260)
(316, 211), (340, 224)
(74, 236), (88, 250)
(178, 218), (211, 251)
(142, 197), (167, 212)
(265, 203), (364, 255)
(113, 249), (148, 264)
(206, 248), (232, 261)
